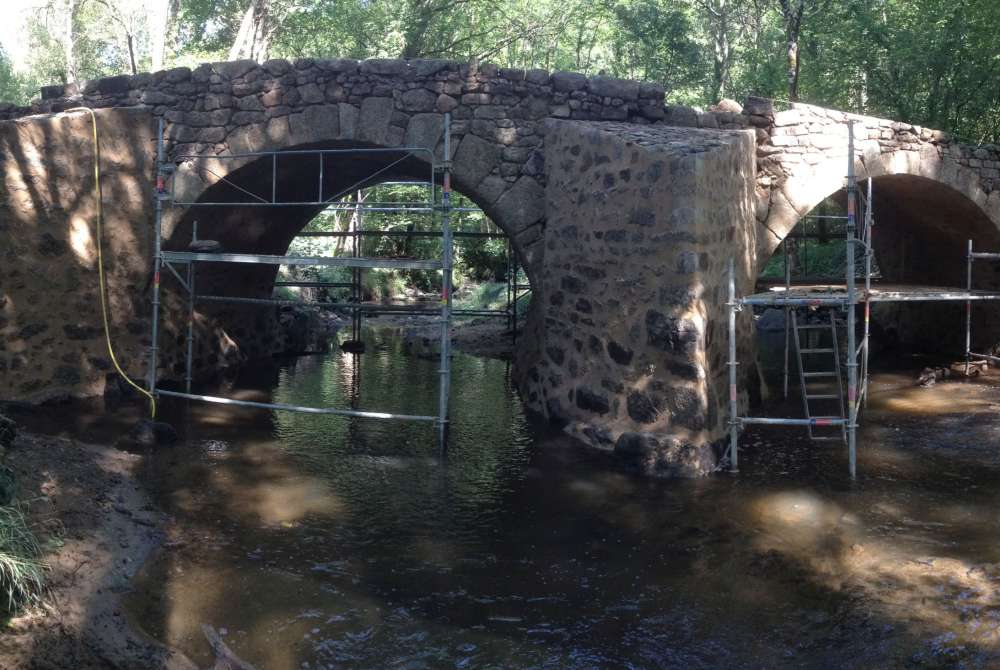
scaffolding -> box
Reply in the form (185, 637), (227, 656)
(727, 122), (1000, 478)
(283, 182), (531, 345)
(148, 114), (461, 443)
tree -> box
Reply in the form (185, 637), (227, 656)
(774, 0), (826, 100)
(94, 0), (149, 74)
(691, 0), (738, 102)
(228, 0), (290, 62)
(148, 0), (173, 71)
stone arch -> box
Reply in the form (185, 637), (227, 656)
(757, 143), (1000, 355)
(761, 146), (1000, 267)
(162, 104), (542, 282)
(156, 106), (545, 372)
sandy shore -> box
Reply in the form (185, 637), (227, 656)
(0, 432), (196, 669)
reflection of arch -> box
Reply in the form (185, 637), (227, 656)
(761, 145), (1000, 273)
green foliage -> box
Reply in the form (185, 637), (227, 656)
(5, 0), (999, 140)
(0, 504), (45, 615)
(760, 195), (883, 280)
(279, 184), (514, 302)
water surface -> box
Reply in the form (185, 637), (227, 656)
(21, 328), (1000, 668)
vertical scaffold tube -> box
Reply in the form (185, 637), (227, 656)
(505, 238), (513, 333)
(966, 239), (973, 375)
(783, 241), (791, 399)
(184, 221), (198, 393)
(862, 178), (873, 408)
(728, 257), (739, 473)
(512, 255), (519, 344)
(846, 122), (858, 479)
(437, 113), (453, 446)
(353, 192), (362, 342)
(149, 118), (165, 413)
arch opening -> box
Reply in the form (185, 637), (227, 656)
(752, 173), (1000, 400)
(158, 141), (535, 380)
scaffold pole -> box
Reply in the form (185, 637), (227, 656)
(148, 118), (166, 414)
(437, 113), (453, 446)
(727, 257), (739, 473)
(846, 122), (858, 479)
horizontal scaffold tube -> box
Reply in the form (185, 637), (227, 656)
(739, 417), (848, 426)
(194, 294), (508, 317)
(155, 389), (438, 422)
(969, 352), (1000, 363)
(161, 251), (442, 270)
(740, 297), (850, 307)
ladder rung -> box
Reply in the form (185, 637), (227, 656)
(802, 371), (837, 378)
(806, 394), (841, 400)
(810, 436), (846, 442)
(800, 348), (835, 354)
(795, 324), (833, 330)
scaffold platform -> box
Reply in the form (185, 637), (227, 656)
(744, 284), (1000, 306)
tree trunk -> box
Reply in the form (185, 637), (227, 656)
(712, 0), (731, 102)
(228, 3), (256, 61)
(777, 0), (805, 101)
(63, 0), (77, 84)
(228, 0), (280, 63)
(787, 38), (798, 100)
(149, 0), (170, 71)
(126, 33), (137, 74)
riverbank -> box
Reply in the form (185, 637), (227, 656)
(370, 313), (516, 360)
(0, 430), (193, 669)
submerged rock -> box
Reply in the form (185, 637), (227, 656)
(0, 413), (16, 504)
(188, 239), (223, 253)
(613, 431), (716, 477)
(0, 413), (15, 455)
(120, 419), (178, 448)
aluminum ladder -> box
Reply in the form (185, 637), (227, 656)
(791, 309), (847, 442)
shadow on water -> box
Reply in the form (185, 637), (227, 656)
(16, 327), (1000, 668)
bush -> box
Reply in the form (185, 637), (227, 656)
(0, 504), (45, 615)
(362, 270), (407, 302)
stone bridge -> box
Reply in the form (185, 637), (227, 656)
(1, 57), (999, 475)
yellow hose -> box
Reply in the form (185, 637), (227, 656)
(68, 107), (156, 418)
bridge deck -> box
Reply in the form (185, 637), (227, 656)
(742, 284), (1000, 306)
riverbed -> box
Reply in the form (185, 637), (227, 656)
(12, 327), (1000, 668)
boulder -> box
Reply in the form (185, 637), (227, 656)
(712, 98), (743, 114)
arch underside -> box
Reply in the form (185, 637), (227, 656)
(761, 150), (1000, 266)
(763, 168), (1000, 354)
(160, 139), (534, 372)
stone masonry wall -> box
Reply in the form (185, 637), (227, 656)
(7, 59), (998, 281)
(0, 108), (252, 403)
(535, 120), (757, 476)
(0, 109), (155, 402)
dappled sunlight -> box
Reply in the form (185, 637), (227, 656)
(751, 490), (862, 580)
(838, 542), (1000, 650)
(866, 373), (1000, 416)
(751, 487), (1000, 654)
(206, 445), (344, 526)
(158, 562), (315, 668)
(68, 216), (95, 264)
(162, 438), (345, 526)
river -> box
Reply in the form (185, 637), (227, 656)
(23, 327), (1000, 668)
